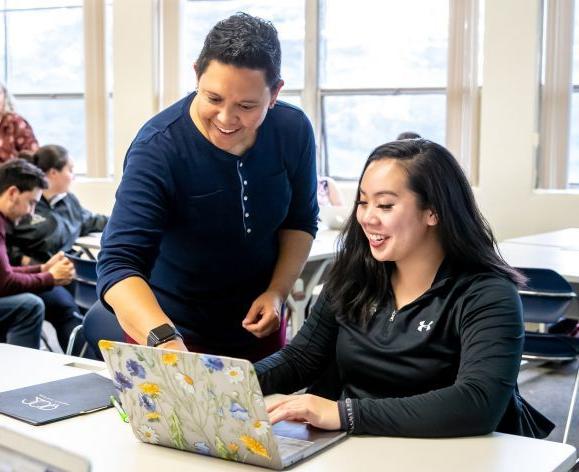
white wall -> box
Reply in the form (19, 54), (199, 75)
(75, 0), (579, 240)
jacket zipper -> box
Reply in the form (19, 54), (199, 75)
(389, 309), (398, 322)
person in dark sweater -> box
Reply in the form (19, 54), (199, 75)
(0, 159), (78, 350)
(7, 144), (108, 265)
(256, 139), (554, 439)
(90, 13), (317, 361)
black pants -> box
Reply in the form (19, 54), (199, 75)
(38, 286), (81, 351)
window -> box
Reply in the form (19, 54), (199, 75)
(0, 0), (112, 177)
(181, 0), (304, 103)
(570, 4), (579, 187)
(180, 0), (480, 181)
(539, 0), (579, 189)
(319, 0), (448, 178)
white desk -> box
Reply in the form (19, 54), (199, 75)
(0, 344), (575, 471)
(504, 228), (579, 251)
(498, 241), (579, 284)
(74, 232), (102, 260)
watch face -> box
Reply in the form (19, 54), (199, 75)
(148, 324), (176, 346)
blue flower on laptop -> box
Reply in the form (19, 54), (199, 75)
(251, 420), (270, 436)
(224, 366), (244, 384)
(137, 425), (160, 444)
(113, 371), (133, 392)
(126, 359), (146, 378)
(230, 401), (249, 421)
(194, 441), (211, 455)
(175, 372), (196, 394)
(201, 355), (224, 372)
(138, 393), (156, 412)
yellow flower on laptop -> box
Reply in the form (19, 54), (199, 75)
(239, 435), (270, 460)
(252, 420), (270, 436)
(146, 412), (161, 422)
(175, 372), (196, 394)
(162, 353), (178, 366)
(224, 366), (244, 384)
(138, 425), (160, 444)
(98, 340), (114, 351)
(139, 382), (161, 397)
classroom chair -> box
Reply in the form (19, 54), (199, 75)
(518, 267), (579, 443)
(65, 253), (98, 356)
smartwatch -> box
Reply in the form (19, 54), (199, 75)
(146, 323), (182, 347)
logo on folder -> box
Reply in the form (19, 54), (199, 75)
(22, 394), (69, 411)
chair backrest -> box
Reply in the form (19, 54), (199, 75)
(516, 267), (577, 324)
(67, 254), (98, 312)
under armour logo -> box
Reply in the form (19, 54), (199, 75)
(417, 321), (433, 332)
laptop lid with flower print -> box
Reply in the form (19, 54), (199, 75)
(99, 340), (284, 470)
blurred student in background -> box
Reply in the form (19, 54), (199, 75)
(396, 131), (421, 140)
(0, 82), (38, 163)
(0, 159), (80, 352)
(7, 145), (108, 265)
(317, 175), (344, 207)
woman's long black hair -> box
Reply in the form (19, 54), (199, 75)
(323, 139), (525, 326)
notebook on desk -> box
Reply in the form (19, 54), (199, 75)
(0, 373), (116, 425)
(99, 340), (346, 470)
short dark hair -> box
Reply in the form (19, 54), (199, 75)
(0, 158), (48, 195)
(324, 139), (524, 325)
(396, 131), (421, 140)
(195, 12), (282, 90)
(20, 144), (69, 173)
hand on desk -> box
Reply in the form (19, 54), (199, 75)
(267, 394), (341, 431)
(242, 290), (283, 338)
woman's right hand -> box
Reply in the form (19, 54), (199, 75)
(48, 258), (76, 285)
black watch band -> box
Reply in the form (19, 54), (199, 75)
(146, 323), (182, 347)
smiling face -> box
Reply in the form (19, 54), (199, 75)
(190, 60), (282, 156)
(356, 158), (439, 264)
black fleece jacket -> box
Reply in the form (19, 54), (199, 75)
(255, 264), (554, 438)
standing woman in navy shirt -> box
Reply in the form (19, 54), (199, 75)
(91, 13), (318, 360)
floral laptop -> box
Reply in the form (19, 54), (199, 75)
(99, 340), (346, 470)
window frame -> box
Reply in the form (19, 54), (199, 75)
(539, 0), (575, 189)
(0, 0), (109, 178)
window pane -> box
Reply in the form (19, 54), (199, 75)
(320, 0), (448, 88)
(278, 94), (301, 109)
(324, 94), (446, 179)
(574, 5), (579, 85)
(182, 0), (304, 93)
(5, 1), (82, 9)
(5, 7), (84, 93)
(16, 98), (86, 174)
(569, 93), (579, 187)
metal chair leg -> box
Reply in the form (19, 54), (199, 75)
(66, 324), (83, 356)
(563, 362), (579, 444)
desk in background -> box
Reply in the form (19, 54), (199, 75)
(0, 344), (575, 472)
(504, 228), (579, 251)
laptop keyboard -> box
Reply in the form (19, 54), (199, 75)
(274, 435), (314, 457)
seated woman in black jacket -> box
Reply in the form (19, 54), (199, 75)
(256, 139), (554, 439)
(7, 145), (108, 265)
